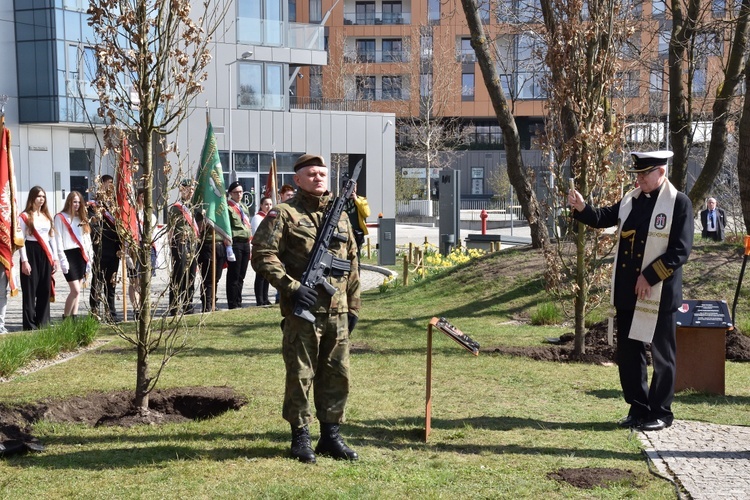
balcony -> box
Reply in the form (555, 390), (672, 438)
(349, 88), (412, 101)
(237, 18), (325, 50)
(344, 49), (410, 63)
(343, 11), (412, 25)
(238, 92), (286, 111)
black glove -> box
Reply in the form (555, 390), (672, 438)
(293, 285), (318, 309)
(348, 313), (358, 334)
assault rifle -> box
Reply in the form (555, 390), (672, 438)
(294, 159), (363, 323)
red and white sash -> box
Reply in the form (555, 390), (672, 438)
(174, 201), (199, 237)
(56, 213), (89, 263)
(228, 199), (252, 229)
(20, 212), (55, 300)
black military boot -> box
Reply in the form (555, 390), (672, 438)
(315, 423), (359, 461)
(290, 425), (316, 464)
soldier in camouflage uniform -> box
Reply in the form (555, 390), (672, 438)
(168, 179), (198, 316)
(251, 154), (361, 464)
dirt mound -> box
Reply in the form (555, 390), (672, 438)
(484, 320), (750, 364)
(548, 467), (637, 489)
(0, 386), (247, 455)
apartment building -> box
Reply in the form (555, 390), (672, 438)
(1, 0), (395, 218)
(291, 0), (729, 201)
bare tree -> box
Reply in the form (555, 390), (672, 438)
(540, 0), (630, 355)
(459, 0), (549, 248)
(397, 24), (470, 214)
(88, 0), (228, 411)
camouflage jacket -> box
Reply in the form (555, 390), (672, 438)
(251, 189), (360, 317)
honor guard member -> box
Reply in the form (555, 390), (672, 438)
(168, 179), (199, 316)
(251, 153), (361, 464)
(568, 151), (692, 431)
(88, 175), (122, 322)
(226, 181), (252, 309)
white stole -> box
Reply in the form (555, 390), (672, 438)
(609, 181), (678, 343)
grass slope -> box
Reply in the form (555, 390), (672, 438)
(0, 242), (748, 499)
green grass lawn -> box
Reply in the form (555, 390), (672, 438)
(1, 243), (748, 498)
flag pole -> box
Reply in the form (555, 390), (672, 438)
(211, 230), (217, 311)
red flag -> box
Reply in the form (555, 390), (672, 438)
(116, 137), (139, 242)
(264, 153), (278, 206)
(0, 121), (23, 296)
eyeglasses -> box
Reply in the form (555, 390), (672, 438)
(635, 167), (659, 178)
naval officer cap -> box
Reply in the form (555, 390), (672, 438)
(627, 151), (673, 173)
(293, 154), (326, 172)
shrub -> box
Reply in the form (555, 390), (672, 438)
(531, 302), (563, 325)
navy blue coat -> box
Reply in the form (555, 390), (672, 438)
(573, 183), (693, 312)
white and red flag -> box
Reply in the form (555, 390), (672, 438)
(0, 121), (24, 296)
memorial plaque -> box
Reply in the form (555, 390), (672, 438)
(676, 300), (732, 328)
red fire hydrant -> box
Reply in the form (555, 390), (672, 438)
(480, 209), (488, 235)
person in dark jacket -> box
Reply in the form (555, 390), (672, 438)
(88, 175), (122, 322)
(699, 197), (726, 241)
(568, 151), (693, 432)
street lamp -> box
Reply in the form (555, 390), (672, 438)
(226, 51), (253, 182)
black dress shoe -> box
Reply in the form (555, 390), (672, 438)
(617, 415), (642, 428)
(640, 419), (670, 431)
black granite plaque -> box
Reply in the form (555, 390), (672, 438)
(675, 300), (732, 328)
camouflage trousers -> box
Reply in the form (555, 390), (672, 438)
(282, 312), (350, 428)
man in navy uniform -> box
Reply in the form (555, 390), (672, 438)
(568, 151), (693, 431)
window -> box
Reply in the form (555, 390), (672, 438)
(696, 31), (723, 57)
(471, 167), (484, 195)
(620, 32), (641, 59)
(479, 0), (490, 23)
(462, 73), (475, 101)
(309, 0), (322, 22)
(237, 0), (283, 45)
(356, 76), (376, 99)
(459, 38), (475, 62)
(713, 0), (726, 16)
(516, 33), (546, 99)
(652, 0), (666, 16)
(382, 2), (403, 24)
(693, 60), (707, 96)
(471, 123), (502, 145)
(310, 66), (323, 99)
(658, 30), (669, 56)
(428, 0), (440, 23)
(516, 0), (541, 22)
(382, 39), (403, 62)
(356, 39), (376, 62)
(420, 74), (433, 98)
(650, 66), (664, 93)
(238, 62), (285, 110)
(355, 2), (376, 24)
(615, 71), (640, 98)
(382, 76), (402, 100)
(420, 32), (433, 60)
(67, 45), (98, 98)
(620, 0), (642, 18)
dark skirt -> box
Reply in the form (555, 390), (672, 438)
(63, 248), (87, 282)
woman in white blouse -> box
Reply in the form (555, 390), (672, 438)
(54, 191), (93, 320)
(18, 186), (59, 330)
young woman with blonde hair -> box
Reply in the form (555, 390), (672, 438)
(55, 191), (93, 320)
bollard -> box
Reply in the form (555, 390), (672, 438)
(366, 237), (371, 259)
(403, 255), (409, 286)
(480, 209), (488, 235)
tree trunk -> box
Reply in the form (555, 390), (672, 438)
(459, 0), (548, 248)
(688, 0), (750, 212)
(738, 62), (750, 229)
(668, 0), (700, 191)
